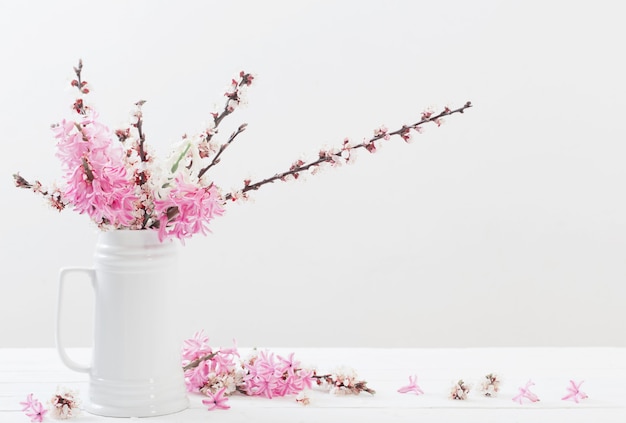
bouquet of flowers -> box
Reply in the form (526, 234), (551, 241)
(180, 330), (375, 410)
(14, 60), (471, 241)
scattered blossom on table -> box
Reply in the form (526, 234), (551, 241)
(450, 379), (471, 400)
(20, 394), (48, 423)
(513, 380), (540, 404)
(561, 380), (588, 403)
(181, 330), (374, 410)
(479, 373), (501, 397)
(397, 375), (424, 395)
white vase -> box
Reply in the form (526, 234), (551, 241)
(56, 230), (189, 417)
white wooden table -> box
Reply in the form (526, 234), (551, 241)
(1, 348), (624, 422)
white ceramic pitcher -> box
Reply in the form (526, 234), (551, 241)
(56, 230), (189, 417)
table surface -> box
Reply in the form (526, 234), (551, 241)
(1, 347), (625, 422)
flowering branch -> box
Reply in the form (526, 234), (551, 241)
(133, 100), (149, 164)
(312, 371), (376, 395)
(13, 173), (65, 211)
(224, 101), (472, 201)
(70, 59), (89, 114)
(198, 123), (248, 180)
(13, 61), (471, 242)
(181, 331), (375, 410)
(194, 72), (254, 180)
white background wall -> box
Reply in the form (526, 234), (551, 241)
(1, 0), (625, 348)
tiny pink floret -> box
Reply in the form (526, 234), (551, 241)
(512, 380), (540, 405)
(20, 394), (48, 422)
(397, 375), (424, 395)
(202, 387), (230, 411)
(561, 380), (588, 403)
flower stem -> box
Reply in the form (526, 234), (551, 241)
(198, 123), (248, 179)
(195, 72), (254, 180)
(183, 352), (219, 372)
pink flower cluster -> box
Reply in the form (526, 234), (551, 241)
(154, 175), (224, 242)
(54, 113), (137, 227)
(181, 331), (374, 412)
(181, 330), (240, 395)
(15, 61), (248, 241)
(242, 350), (314, 398)
(181, 331), (314, 404)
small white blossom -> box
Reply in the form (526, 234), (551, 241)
(296, 390), (310, 405)
(237, 86), (250, 107)
(450, 380), (470, 400)
(229, 190), (250, 202)
(479, 373), (501, 397)
(48, 386), (81, 420)
(227, 99), (239, 111)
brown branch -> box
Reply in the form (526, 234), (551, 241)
(13, 173), (65, 211)
(70, 59), (88, 115)
(133, 100), (148, 163)
(211, 72), (254, 130)
(81, 157), (94, 182)
(194, 72), (254, 180)
(311, 374), (376, 395)
(182, 351), (219, 372)
(223, 101), (472, 201)
(198, 123), (248, 180)
(13, 173), (34, 190)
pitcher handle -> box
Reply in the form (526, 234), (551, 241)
(56, 267), (94, 373)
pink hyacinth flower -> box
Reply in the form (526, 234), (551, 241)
(19, 393), (35, 411)
(512, 380), (540, 404)
(181, 330), (212, 362)
(202, 387), (230, 411)
(20, 394), (48, 422)
(184, 360), (210, 393)
(155, 175), (224, 242)
(397, 375), (424, 395)
(54, 113), (137, 227)
(561, 380), (588, 403)
(242, 349), (312, 398)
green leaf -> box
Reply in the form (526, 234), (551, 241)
(171, 143), (191, 173)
